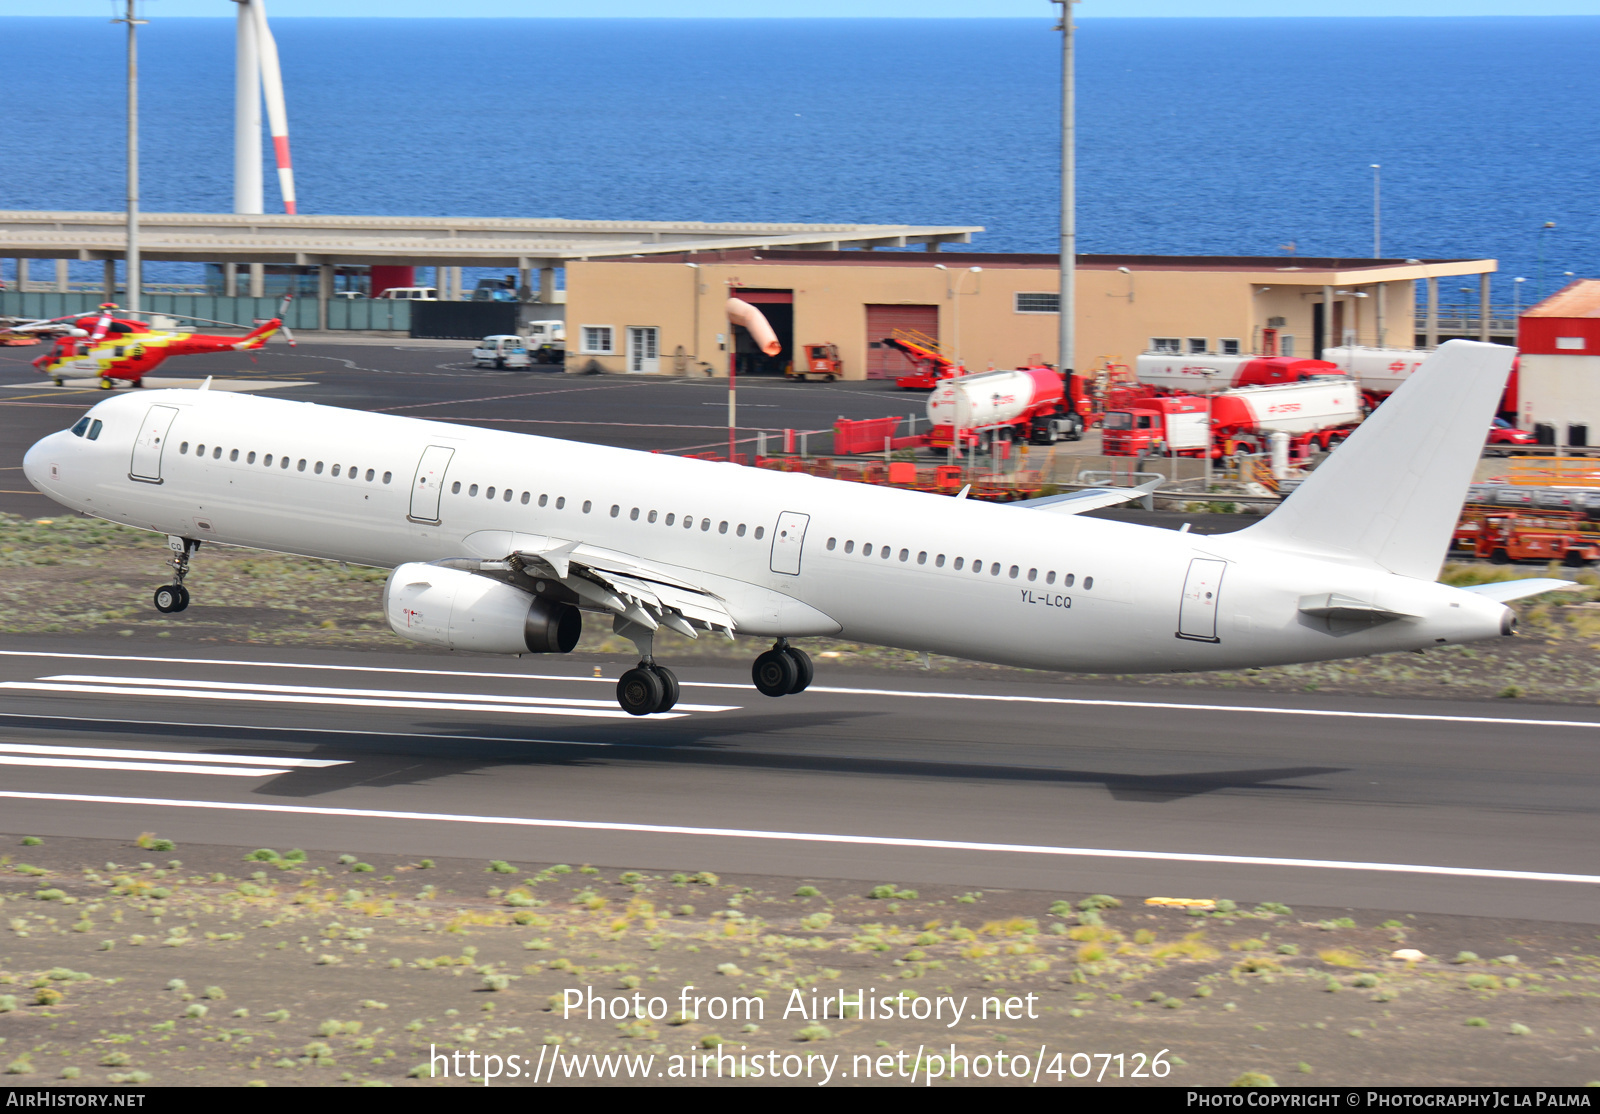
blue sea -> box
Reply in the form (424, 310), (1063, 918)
(1, 16), (1595, 301)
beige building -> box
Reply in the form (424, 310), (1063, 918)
(564, 250), (1497, 378)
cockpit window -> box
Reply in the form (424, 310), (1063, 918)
(87, 419), (103, 441)
(71, 417), (90, 437)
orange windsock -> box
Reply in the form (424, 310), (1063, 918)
(727, 297), (782, 357)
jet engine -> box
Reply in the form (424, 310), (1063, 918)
(384, 562), (581, 655)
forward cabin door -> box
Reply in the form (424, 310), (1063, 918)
(1176, 558), (1226, 642)
(769, 511), (810, 575)
(129, 404), (179, 483)
(408, 445), (455, 524)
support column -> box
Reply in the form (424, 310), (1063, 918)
(1321, 284), (1334, 358)
(538, 266), (557, 305)
(15, 259), (28, 293)
(1478, 274), (1491, 342)
(518, 266), (533, 302)
(1425, 276), (1439, 348)
(54, 260), (69, 293)
(103, 260), (117, 300)
(317, 263), (333, 331)
(224, 262), (238, 298)
(248, 263), (264, 299)
(1375, 282), (1386, 348)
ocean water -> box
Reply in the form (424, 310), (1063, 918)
(1, 16), (1595, 300)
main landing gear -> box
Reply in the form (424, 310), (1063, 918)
(612, 616), (681, 716)
(752, 639), (813, 698)
(153, 536), (199, 614)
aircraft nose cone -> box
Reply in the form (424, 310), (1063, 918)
(22, 433), (56, 491)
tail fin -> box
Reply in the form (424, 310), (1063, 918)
(1241, 339), (1515, 580)
(234, 318), (282, 350)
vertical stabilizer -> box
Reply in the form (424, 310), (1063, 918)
(1241, 339), (1514, 580)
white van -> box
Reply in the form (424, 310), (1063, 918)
(472, 335), (531, 369)
(375, 287), (437, 301)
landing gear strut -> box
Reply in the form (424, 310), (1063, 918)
(612, 616), (680, 716)
(153, 536), (199, 614)
(753, 639), (813, 698)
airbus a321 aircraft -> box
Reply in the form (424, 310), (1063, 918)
(22, 340), (1565, 716)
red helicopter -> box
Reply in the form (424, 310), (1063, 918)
(6, 304), (290, 389)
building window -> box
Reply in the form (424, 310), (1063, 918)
(1151, 338), (1181, 354)
(1187, 338), (1208, 355)
(1556, 337), (1587, 351)
(1015, 292), (1059, 314)
(1220, 338), (1241, 356)
(581, 326), (614, 355)
(1280, 336), (1296, 357)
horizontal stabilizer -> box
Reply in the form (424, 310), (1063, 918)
(1013, 478), (1163, 515)
(1460, 578), (1576, 603)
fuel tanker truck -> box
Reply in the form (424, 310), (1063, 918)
(1103, 378), (1363, 460)
(924, 366), (1085, 449)
(1133, 353), (1346, 394)
(1322, 345), (1520, 423)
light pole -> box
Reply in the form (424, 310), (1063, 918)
(1537, 222), (1555, 299)
(685, 262), (700, 372)
(1370, 164), (1381, 258)
(934, 264), (982, 367)
(114, 0), (147, 312)
(1053, 0), (1076, 381)
(1513, 276), (1526, 317)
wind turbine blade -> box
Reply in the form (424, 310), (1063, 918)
(249, 0), (297, 216)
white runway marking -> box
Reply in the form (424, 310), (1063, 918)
(3, 790), (1597, 887)
(0, 650), (1596, 732)
(37, 675), (735, 714)
(0, 756), (293, 777)
(0, 741), (345, 768)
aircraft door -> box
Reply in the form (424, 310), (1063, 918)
(408, 445), (456, 524)
(769, 511), (810, 575)
(1177, 558), (1226, 642)
(129, 405), (179, 484)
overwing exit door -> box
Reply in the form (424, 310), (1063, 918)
(408, 445), (455, 523)
(769, 511), (810, 575)
(1177, 558), (1226, 642)
(129, 404), (179, 483)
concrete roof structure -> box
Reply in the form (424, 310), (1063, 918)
(1524, 278), (1600, 319)
(0, 211), (981, 268)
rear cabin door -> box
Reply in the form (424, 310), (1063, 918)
(408, 445), (455, 523)
(1177, 558), (1226, 642)
(129, 404), (179, 483)
(769, 511), (810, 575)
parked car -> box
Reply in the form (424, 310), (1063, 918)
(375, 287), (437, 301)
(1487, 418), (1537, 454)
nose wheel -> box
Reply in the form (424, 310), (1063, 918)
(753, 641), (813, 698)
(153, 536), (200, 615)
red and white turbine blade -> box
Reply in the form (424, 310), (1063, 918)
(249, 0), (297, 216)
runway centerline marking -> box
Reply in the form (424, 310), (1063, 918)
(2, 651), (1597, 732)
(4, 790), (1597, 887)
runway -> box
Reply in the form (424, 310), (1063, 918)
(1, 640), (1595, 924)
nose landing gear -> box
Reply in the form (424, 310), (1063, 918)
(753, 639), (813, 698)
(153, 536), (199, 614)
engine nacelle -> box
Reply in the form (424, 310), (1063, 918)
(384, 562), (581, 655)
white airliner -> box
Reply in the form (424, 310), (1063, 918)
(22, 340), (1564, 716)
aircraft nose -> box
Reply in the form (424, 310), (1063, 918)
(22, 433), (58, 491)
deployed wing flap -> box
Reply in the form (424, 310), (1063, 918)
(1012, 478), (1163, 515)
(510, 539), (737, 636)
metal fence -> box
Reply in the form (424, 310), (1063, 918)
(0, 292), (410, 332)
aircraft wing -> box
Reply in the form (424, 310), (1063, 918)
(1010, 477), (1164, 515)
(496, 538), (737, 639)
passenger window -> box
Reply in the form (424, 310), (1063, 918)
(900, 549), (909, 562)
(882, 548), (891, 560)
(469, 484), (479, 497)
(366, 469), (375, 481)
(973, 561), (984, 574)
(247, 452), (256, 464)
(71, 418), (90, 437)
(213, 447), (222, 460)
(231, 450), (240, 462)
(197, 444), (206, 456)
(297, 459), (307, 472)
(180, 441), (190, 453)
(1085, 577), (1095, 590)
(993, 564), (1003, 577)
(844, 540), (854, 554)
(313, 460), (323, 473)
(737, 524), (746, 537)
(538, 494), (548, 507)
(754, 527), (764, 540)
(281, 457), (291, 469)
(1028, 568), (1037, 581)
(702, 519), (711, 532)
(582, 500), (592, 514)
(863, 544), (873, 557)
(486, 486), (495, 499)
(648, 510), (658, 523)
(382, 471), (392, 483)
(826, 538), (836, 550)
(1009, 565), (1019, 578)
(684, 517), (694, 530)
(264, 454), (273, 466)
(917, 552), (927, 565)
(665, 513), (675, 526)
(87, 419), (102, 440)
(630, 508), (639, 521)
(503, 489), (512, 502)
(935, 554), (945, 567)
(1064, 574), (1075, 587)
(610, 505), (620, 518)
(719, 521), (728, 534)
(953, 557), (963, 570)
(1046, 571), (1056, 584)
(521, 492), (530, 504)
